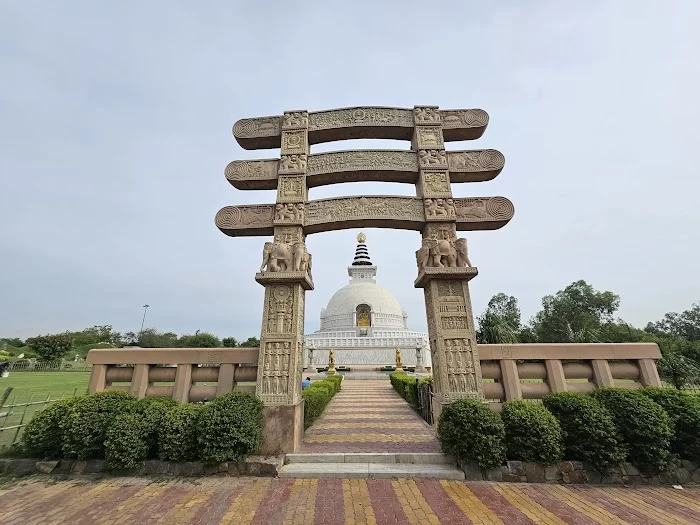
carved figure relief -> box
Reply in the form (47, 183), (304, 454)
(424, 198), (455, 219)
(308, 107), (414, 131)
(421, 172), (451, 195)
(423, 223), (456, 242)
(274, 203), (297, 221)
(274, 227), (302, 245)
(437, 281), (464, 298)
(442, 316), (467, 330)
(428, 238), (457, 267)
(283, 111), (308, 129)
(307, 150), (418, 176)
(419, 149), (447, 167)
(455, 238), (472, 267)
(279, 154), (307, 174)
(414, 107), (441, 124)
(281, 131), (307, 154)
(292, 242), (312, 274)
(305, 196), (424, 225)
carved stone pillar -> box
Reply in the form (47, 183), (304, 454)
(255, 110), (312, 455)
(412, 106), (484, 423)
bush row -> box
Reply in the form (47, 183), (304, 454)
(21, 390), (263, 470)
(301, 375), (343, 429)
(437, 387), (700, 474)
(389, 372), (419, 408)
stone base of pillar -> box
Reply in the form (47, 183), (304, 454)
(415, 366), (427, 373)
(259, 400), (305, 455)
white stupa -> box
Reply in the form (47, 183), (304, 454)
(303, 233), (430, 369)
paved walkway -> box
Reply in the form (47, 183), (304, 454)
(3, 477), (700, 524)
(299, 380), (441, 453)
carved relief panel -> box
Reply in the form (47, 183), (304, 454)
(282, 110), (309, 130)
(278, 154), (307, 174)
(281, 130), (308, 155)
(277, 176), (307, 203)
(419, 171), (452, 198)
(273, 203), (305, 225)
(414, 126), (444, 149)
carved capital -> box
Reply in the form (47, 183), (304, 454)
(415, 266), (478, 288)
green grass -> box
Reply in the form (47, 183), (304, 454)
(1, 372), (91, 449)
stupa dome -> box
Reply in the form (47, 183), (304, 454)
(321, 280), (406, 331)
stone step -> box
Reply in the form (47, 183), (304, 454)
(285, 453), (454, 465)
(278, 463), (465, 480)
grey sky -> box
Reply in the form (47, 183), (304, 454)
(1, 1), (698, 340)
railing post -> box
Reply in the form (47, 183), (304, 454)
(216, 364), (236, 396)
(130, 364), (150, 398)
(500, 359), (522, 401)
(544, 359), (568, 393)
(591, 360), (614, 388)
(88, 364), (108, 394)
(173, 364), (193, 403)
(638, 359), (662, 387)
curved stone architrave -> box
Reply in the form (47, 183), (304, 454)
(232, 107), (489, 150)
(225, 149), (504, 190)
(216, 196), (514, 236)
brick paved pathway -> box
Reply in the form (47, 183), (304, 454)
(299, 380), (442, 453)
(3, 477), (700, 524)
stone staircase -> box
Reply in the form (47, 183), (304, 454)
(278, 452), (465, 480)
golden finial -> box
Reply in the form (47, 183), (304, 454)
(357, 232), (366, 243)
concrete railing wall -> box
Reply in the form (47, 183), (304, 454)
(477, 343), (662, 409)
(86, 348), (259, 403)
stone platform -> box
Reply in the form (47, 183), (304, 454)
(4, 477), (700, 523)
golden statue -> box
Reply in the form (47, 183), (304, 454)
(357, 311), (370, 327)
(395, 348), (404, 373)
(327, 348), (336, 375)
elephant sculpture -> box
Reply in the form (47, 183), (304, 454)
(455, 238), (472, 267)
(416, 238), (431, 270)
(292, 242), (312, 276)
(428, 238), (457, 267)
(260, 241), (293, 272)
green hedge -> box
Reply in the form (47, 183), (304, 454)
(133, 396), (179, 458)
(105, 413), (149, 470)
(20, 397), (84, 458)
(197, 392), (263, 465)
(437, 398), (505, 470)
(542, 392), (625, 475)
(591, 388), (672, 472)
(501, 401), (563, 465)
(640, 387), (700, 462)
(158, 404), (203, 462)
(60, 390), (137, 459)
(302, 376), (343, 429)
(390, 372), (418, 408)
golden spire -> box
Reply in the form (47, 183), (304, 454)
(357, 232), (366, 243)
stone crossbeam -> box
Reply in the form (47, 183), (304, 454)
(215, 195), (514, 236)
(233, 106), (489, 149)
(225, 149), (505, 190)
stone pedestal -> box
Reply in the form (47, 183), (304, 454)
(258, 401), (304, 455)
(415, 346), (427, 373)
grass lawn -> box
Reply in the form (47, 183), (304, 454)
(1, 372), (91, 449)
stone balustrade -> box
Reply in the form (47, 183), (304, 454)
(477, 343), (662, 408)
(86, 348), (259, 403)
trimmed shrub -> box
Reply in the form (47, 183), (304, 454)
(105, 413), (149, 470)
(302, 377), (340, 429)
(390, 373), (418, 408)
(158, 404), (203, 462)
(542, 392), (625, 474)
(641, 387), (700, 461)
(501, 401), (563, 465)
(197, 392), (263, 465)
(20, 397), (84, 458)
(437, 398), (505, 470)
(591, 387), (672, 472)
(133, 396), (179, 458)
(324, 374), (343, 393)
(60, 390), (137, 459)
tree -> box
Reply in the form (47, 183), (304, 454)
(25, 334), (73, 361)
(657, 351), (700, 390)
(222, 337), (238, 348)
(69, 325), (123, 347)
(137, 328), (179, 348)
(0, 337), (25, 349)
(646, 303), (700, 341)
(476, 294), (521, 344)
(179, 332), (221, 348)
(531, 280), (620, 343)
(239, 337), (260, 348)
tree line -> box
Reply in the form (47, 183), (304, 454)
(476, 279), (700, 389)
(0, 325), (260, 362)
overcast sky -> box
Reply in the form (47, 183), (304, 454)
(1, 1), (698, 340)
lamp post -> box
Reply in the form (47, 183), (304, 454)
(139, 304), (150, 339)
